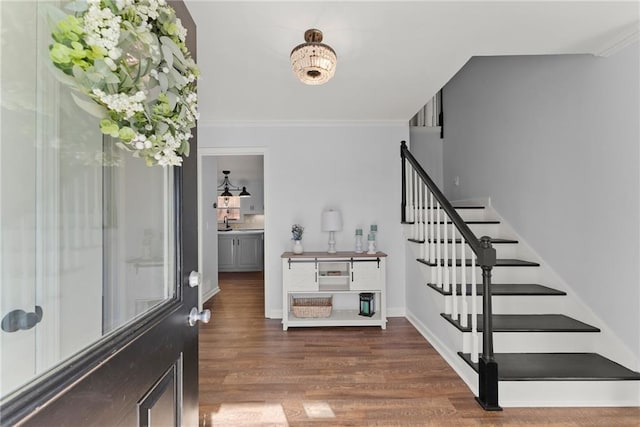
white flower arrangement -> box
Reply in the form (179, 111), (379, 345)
(49, 0), (199, 166)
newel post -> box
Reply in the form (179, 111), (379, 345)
(476, 236), (502, 411)
(400, 141), (407, 223)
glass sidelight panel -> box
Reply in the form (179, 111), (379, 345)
(0, 1), (176, 401)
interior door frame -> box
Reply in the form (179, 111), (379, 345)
(198, 147), (269, 316)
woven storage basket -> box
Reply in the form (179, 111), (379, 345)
(292, 296), (332, 318)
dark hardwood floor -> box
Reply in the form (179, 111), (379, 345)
(199, 272), (640, 426)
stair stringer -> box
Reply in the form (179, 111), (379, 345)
(478, 201), (639, 371)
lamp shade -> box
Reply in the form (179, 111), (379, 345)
(321, 209), (342, 232)
(220, 186), (233, 197)
(239, 186), (251, 198)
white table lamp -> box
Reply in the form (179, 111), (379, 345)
(321, 209), (343, 253)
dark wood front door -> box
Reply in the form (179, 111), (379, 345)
(0, 2), (200, 426)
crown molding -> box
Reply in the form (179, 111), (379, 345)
(594, 23), (639, 57)
(197, 119), (408, 128)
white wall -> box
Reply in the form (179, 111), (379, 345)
(409, 127), (444, 189)
(199, 124), (409, 317)
(441, 43), (640, 364)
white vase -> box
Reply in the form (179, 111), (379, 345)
(293, 240), (304, 254)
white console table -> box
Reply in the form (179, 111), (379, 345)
(281, 251), (387, 330)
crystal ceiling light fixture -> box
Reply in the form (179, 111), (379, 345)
(290, 29), (337, 85)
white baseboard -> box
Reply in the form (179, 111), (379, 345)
(387, 307), (405, 317)
(270, 309), (283, 319)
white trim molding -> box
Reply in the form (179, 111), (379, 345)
(594, 23), (640, 57)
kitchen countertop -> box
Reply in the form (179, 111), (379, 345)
(217, 229), (264, 235)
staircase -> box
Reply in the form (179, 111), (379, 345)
(400, 141), (640, 408)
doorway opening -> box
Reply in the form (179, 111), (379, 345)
(197, 149), (267, 315)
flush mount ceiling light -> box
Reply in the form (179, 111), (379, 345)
(290, 29), (337, 85)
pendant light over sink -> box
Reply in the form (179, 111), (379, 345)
(217, 170), (250, 199)
(290, 29), (337, 85)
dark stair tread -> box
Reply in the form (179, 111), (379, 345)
(441, 313), (600, 333)
(416, 220), (500, 225)
(421, 205), (486, 210)
(403, 219), (498, 226)
(427, 282), (566, 296)
(418, 258), (540, 267)
(458, 352), (640, 381)
(408, 237), (518, 245)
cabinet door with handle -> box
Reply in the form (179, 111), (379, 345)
(351, 261), (381, 290)
(217, 235), (235, 271)
(236, 234), (262, 270)
(286, 262), (318, 291)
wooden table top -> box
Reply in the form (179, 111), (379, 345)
(281, 251), (387, 258)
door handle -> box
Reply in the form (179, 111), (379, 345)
(188, 307), (211, 326)
(2, 305), (43, 332)
(188, 270), (201, 288)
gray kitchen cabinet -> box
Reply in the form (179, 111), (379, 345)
(218, 232), (263, 272)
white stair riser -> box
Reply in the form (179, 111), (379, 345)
(490, 295), (566, 314)
(484, 266), (543, 283)
(466, 223), (502, 238)
(460, 331), (598, 353)
(423, 264), (543, 283)
(443, 295), (566, 314)
(490, 332), (599, 353)
(404, 222), (504, 241)
(422, 208), (490, 222)
(416, 243), (520, 260)
(499, 381), (640, 407)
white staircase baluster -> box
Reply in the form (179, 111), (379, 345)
(443, 213), (449, 292)
(429, 193), (435, 266)
(443, 212), (451, 314)
(418, 182), (425, 259)
(413, 171), (419, 239)
(404, 160), (411, 222)
(423, 183), (430, 262)
(412, 172), (418, 240)
(451, 224), (458, 322)
(460, 237), (467, 327)
(460, 239), (469, 328)
(407, 164), (413, 223)
(436, 202), (442, 291)
(419, 182), (425, 241)
(404, 160), (409, 220)
(471, 248), (478, 363)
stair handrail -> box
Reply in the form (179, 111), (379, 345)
(400, 140), (501, 411)
(401, 142), (483, 257)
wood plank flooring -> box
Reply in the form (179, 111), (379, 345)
(198, 272), (640, 426)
